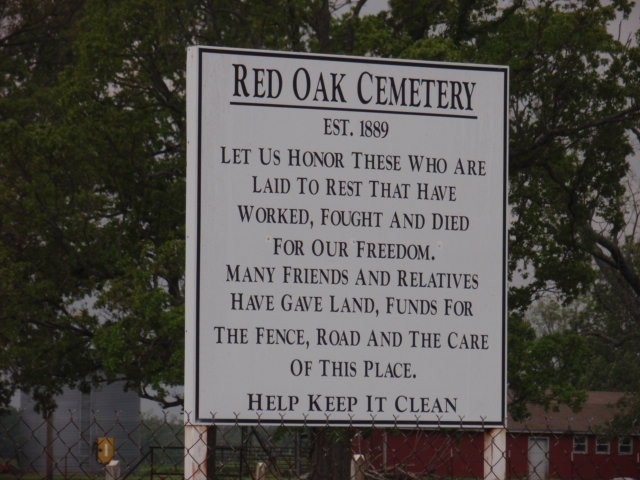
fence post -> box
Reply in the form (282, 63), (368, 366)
(484, 428), (506, 480)
(255, 462), (267, 480)
(185, 425), (209, 480)
(239, 427), (247, 477)
(105, 460), (121, 480)
(294, 429), (301, 477)
(45, 413), (54, 480)
(207, 427), (216, 479)
(351, 454), (365, 480)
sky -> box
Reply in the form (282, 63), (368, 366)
(362, 0), (639, 42)
(617, 1), (640, 45)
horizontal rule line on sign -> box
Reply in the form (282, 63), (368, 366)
(229, 101), (479, 120)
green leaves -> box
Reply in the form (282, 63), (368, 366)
(0, 0), (187, 412)
(508, 314), (590, 420)
(1, 0), (639, 415)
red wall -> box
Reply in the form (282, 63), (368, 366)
(354, 430), (640, 479)
(354, 430), (486, 477)
(508, 434), (640, 479)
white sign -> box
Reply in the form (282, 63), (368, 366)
(186, 47), (508, 427)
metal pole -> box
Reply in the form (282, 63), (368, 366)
(45, 413), (54, 480)
(239, 427), (247, 478)
(294, 430), (301, 477)
(207, 427), (216, 480)
(382, 431), (388, 471)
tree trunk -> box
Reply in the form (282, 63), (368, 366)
(310, 428), (351, 480)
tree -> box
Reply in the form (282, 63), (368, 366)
(0, 0), (102, 414)
(1, 0), (639, 419)
(359, 0), (640, 415)
(0, 0), (192, 412)
(518, 171), (640, 419)
(0, 0), (372, 413)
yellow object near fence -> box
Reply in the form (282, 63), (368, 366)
(97, 437), (115, 464)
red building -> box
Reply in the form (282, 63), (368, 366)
(354, 392), (640, 479)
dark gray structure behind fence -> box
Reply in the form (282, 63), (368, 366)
(17, 383), (140, 474)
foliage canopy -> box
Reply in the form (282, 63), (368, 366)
(1, 0), (639, 416)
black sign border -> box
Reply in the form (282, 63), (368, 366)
(193, 47), (509, 428)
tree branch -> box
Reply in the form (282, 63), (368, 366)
(351, 0), (368, 19)
(511, 105), (640, 170)
(139, 386), (183, 408)
(590, 231), (640, 298)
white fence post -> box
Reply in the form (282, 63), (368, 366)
(105, 460), (120, 480)
(255, 462), (267, 480)
(184, 425), (209, 480)
(351, 453), (366, 480)
(484, 428), (507, 480)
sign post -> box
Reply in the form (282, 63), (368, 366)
(484, 428), (507, 479)
(185, 46), (508, 471)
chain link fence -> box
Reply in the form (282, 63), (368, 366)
(1, 407), (639, 479)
